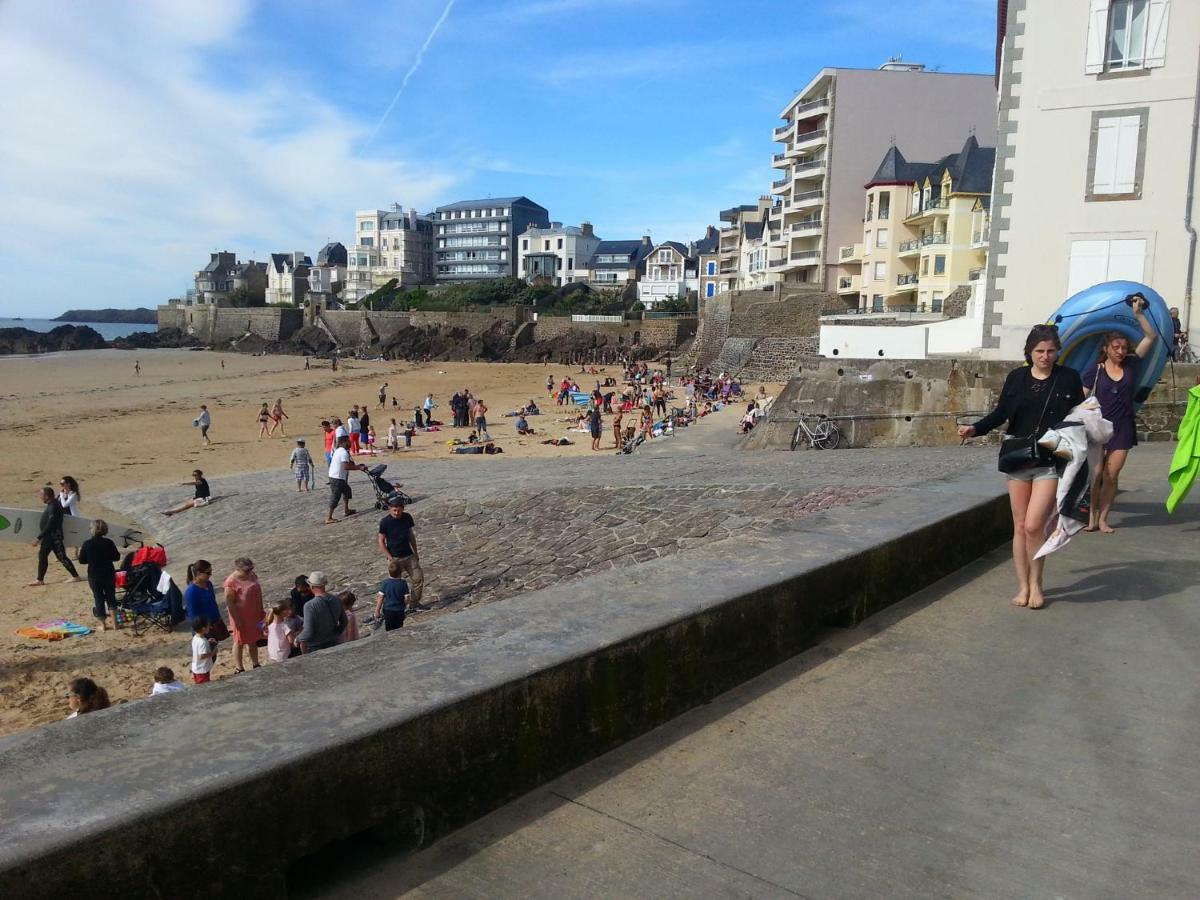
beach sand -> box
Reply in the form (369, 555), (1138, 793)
(0, 348), (767, 736)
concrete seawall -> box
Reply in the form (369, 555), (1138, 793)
(0, 455), (1009, 899)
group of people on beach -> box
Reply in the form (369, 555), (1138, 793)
(958, 296), (1158, 610)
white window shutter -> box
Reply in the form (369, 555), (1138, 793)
(1146, 0), (1170, 67)
(1085, 0), (1111, 74)
(1107, 239), (1147, 282)
(1068, 241), (1111, 297)
(1093, 118), (1120, 193)
(1113, 116), (1141, 194)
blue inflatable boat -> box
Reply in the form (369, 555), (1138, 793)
(1047, 280), (1176, 407)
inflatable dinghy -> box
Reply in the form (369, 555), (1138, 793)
(1047, 280), (1175, 407)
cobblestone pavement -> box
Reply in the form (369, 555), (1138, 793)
(104, 412), (993, 626)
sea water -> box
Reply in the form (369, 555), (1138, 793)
(0, 318), (150, 341)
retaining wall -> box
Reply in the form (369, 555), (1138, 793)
(533, 317), (691, 347)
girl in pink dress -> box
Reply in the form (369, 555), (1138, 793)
(223, 558), (265, 672)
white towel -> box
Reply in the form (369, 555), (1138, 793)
(1034, 397), (1112, 559)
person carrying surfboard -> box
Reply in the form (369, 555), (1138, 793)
(1082, 294), (1157, 533)
(28, 485), (82, 587)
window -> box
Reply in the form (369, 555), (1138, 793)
(557, 238), (563, 250)
(658, 249), (672, 262)
(522, 240), (528, 250)
(568, 257), (573, 270)
(874, 261), (887, 282)
(1087, 0), (1169, 73)
(1087, 109), (1147, 200)
(932, 291), (944, 313)
(1067, 238), (1146, 296)
(865, 195), (874, 222)
(934, 255), (946, 275)
(878, 191), (891, 219)
(876, 228), (889, 249)
(706, 282), (715, 297)
(910, 188), (921, 216)
(864, 230), (871, 252)
(921, 185), (931, 210)
(872, 294), (884, 312)
(360, 221), (373, 231)
(921, 257), (929, 276)
(361, 237), (373, 247)
(544, 240), (550, 251)
(706, 261), (716, 275)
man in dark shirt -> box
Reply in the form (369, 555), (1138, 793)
(377, 497), (425, 612)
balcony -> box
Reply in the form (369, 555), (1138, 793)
(786, 189), (824, 211)
(793, 128), (827, 148)
(838, 243), (864, 264)
(772, 176), (791, 191)
(969, 267), (985, 281)
(896, 273), (919, 287)
(718, 265), (737, 275)
(773, 121), (793, 141)
(791, 157), (826, 179)
(905, 196), (950, 223)
(769, 258), (788, 268)
(971, 225), (991, 248)
(790, 250), (821, 263)
(837, 275), (860, 294)
(788, 216), (822, 235)
(790, 95), (829, 120)
(921, 232), (948, 247)
(772, 152), (788, 168)
(898, 238), (922, 256)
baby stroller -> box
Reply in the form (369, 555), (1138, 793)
(114, 544), (185, 635)
(365, 464), (413, 510)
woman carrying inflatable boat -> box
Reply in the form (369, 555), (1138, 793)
(1081, 295), (1157, 533)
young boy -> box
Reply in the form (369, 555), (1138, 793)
(290, 575), (313, 619)
(150, 666), (185, 695)
(374, 559), (411, 632)
(289, 438), (313, 492)
(191, 616), (217, 683)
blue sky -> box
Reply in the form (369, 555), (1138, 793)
(0, 0), (996, 316)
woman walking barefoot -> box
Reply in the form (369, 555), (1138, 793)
(268, 398), (288, 437)
(1082, 296), (1157, 533)
(29, 485), (82, 586)
(958, 325), (1084, 610)
(256, 403), (270, 439)
(223, 558), (265, 673)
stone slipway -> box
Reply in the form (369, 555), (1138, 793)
(0, 435), (1011, 898)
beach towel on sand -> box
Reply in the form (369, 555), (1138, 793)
(18, 619), (92, 641)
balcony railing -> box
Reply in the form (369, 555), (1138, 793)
(787, 189), (824, 210)
(769, 259), (788, 268)
(972, 226), (991, 245)
(789, 216), (822, 232)
(795, 128), (827, 144)
(772, 152), (786, 163)
(969, 267), (985, 281)
(897, 273), (919, 286)
(840, 245), (857, 260)
(773, 122), (793, 140)
(838, 276), (856, 291)
(792, 95), (829, 117)
(898, 238), (921, 253)
(790, 250), (821, 262)
(772, 177), (791, 191)
(793, 157), (825, 172)
(921, 232), (948, 246)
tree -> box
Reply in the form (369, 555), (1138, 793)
(226, 286), (265, 308)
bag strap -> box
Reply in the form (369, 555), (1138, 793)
(1032, 371), (1058, 435)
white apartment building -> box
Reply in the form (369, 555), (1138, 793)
(517, 222), (601, 286)
(986, 0), (1198, 356)
(307, 242), (347, 309)
(344, 206), (433, 305)
(716, 198), (776, 294)
(637, 241), (699, 307)
(771, 62), (996, 291)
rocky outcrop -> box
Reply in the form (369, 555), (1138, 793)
(110, 327), (200, 350)
(0, 325), (108, 355)
(54, 308), (157, 324)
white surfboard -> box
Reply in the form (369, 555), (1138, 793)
(0, 508), (145, 548)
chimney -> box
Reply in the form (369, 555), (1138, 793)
(581, 222), (594, 237)
(551, 221), (562, 229)
(706, 224), (719, 240)
(642, 235), (652, 246)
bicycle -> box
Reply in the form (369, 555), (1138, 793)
(790, 414), (842, 450)
(1176, 336), (1197, 364)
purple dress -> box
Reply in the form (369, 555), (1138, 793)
(1083, 356), (1140, 451)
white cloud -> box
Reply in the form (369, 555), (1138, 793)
(0, 0), (457, 315)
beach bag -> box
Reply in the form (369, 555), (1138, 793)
(998, 374), (1058, 474)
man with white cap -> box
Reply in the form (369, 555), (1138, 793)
(296, 572), (347, 653)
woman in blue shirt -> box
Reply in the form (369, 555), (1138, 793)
(184, 559), (226, 639)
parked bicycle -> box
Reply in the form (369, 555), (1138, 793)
(1176, 335), (1197, 363)
(790, 414), (842, 450)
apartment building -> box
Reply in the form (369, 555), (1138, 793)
(987, 0), (1199, 356)
(517, 222), (601, 286)
(771, 62), (996, 291)
(846, 136), (994, 314)
(579, 237), (654, 291)
(695, 226), (721, 299)
(434, 196), (549, 283)
(265, 251), (311, 306)
(637, 241), (700, 307)
(307, 242), (347, 309)
(716, 198), (775, 294)
(344, 206), (433, 306)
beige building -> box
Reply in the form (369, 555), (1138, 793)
(987, 0), (1199, 356)
(770, 62), (996, 291)
(344, 206), (433, 305)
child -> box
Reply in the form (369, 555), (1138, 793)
(290, 575), (312, 619)
(366, 425), (377, 453)
(387, 419), (398, 451)
(190, 616), (216, 684)
(150, 666), (185, 695)
(289, 439), (313, 492)
(337, 591), (360, 644)
(265, 600), (297, 663)
(374, 559), (410, 632)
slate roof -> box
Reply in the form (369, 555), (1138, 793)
(435, 196), (547, 213)
(587, 239), (653, 270)
(743, 221), (765, 241)
(867, 136), (995, 196)
(270, 253), (312, 274)
(693, 227), (720, 255)
(317, 242), (348, 267)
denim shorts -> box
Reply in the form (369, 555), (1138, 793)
(1005, 465), (1057, 483)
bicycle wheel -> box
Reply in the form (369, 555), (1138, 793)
(812, 420), (841, 450)
(790, 424), (803, 451)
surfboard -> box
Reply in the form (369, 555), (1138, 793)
(1047, 280), (1176, 408)
(0, 508), (145, 548)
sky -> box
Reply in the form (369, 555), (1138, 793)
(0, 0), (996, 317)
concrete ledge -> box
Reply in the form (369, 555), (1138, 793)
(0, 470), (1009, 898)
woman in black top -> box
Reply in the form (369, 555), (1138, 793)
(29, 485), (81, 587)
(78, 519), (121, 629)
(162, 470), (211, 517)
(958, 325), (1084, 610)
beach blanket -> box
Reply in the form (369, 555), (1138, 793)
(19, 619), (93, 641)
(568, 391), (591, 407)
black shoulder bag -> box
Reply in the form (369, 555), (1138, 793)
(997, 373), (1058, 474)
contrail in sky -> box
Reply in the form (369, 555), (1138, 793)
(361, 0), (457, 151)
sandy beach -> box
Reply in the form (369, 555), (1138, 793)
(0, 348), (766, 736)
